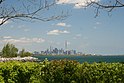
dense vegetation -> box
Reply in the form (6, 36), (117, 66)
(0, 43), (32, 57)
(0, 59), (124, 83)
(1, 43), (18, 57)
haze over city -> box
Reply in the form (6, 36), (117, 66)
(0, 0), (124, 55)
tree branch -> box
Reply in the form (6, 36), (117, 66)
(0, 0), (68, 26)
(0, 0), (5, 4)
(85, 0), (124, 17)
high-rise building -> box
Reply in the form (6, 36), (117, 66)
(65, 40), (68, 50)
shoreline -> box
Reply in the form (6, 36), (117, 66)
(0, 56), (38, 62)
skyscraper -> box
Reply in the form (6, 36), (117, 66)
(65, 40), (68, 51)
(65, 40), (69, 55)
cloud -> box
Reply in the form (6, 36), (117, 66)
(55, 22), (71, 27)
(96, 22), (101, 25)
(3, 36), (12, 39)
(57, 22), (66, 26)
(52, 22), (71, 27)
(0, 37), (45, 44)
(47, 29), (70, 35)
(57, 0), (99, 8)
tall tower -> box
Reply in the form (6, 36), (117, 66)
(50, 46), (52, 52)
(49, 46), (53, 54)
(65, 40), (68, 50)
(65, 40), (69, 55)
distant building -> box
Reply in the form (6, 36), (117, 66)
(33, 51), (40, 55)
(38, 46), (83, 55)
(41, 51), (44, 55)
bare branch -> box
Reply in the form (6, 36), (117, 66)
(0, 0), (68, 26)
(83, 0), (124, 17)
(0, 0), (5, 4)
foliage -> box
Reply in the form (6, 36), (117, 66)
(0, 61), (40, 83)
(40, 59), (79, 83)
(1, 43), (18, 57)
(0, 43), (32, 58)
(0, 52), (2, 57)
(19, 49), (32, 57)
(0, 60), (124, 83)
(76, 62), (124, 83)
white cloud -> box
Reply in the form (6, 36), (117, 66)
(57, 22), (66, 26)
(96, 22), (101, 25)
(47, 29), (70, 35)
(55, 22), (71, 27)
(62, 30), (70, 33)
(57, 0), (99, 8)
(57, 0), (69, 4)
(0, 37), (45, 44)
(3, 36), (12, 39)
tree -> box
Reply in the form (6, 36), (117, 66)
(19, 48), (25, 57)
(2, 43), (18, 57)
(19, 49), (32, 57)
(76, 0), (124, 17)
(0, 52), (2, 57)
(87, 0), (124, 9)
(0, 0), (68, 25)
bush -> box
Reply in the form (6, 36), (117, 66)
(40, 59), (79, 83)
(76, 62), (124, 83)
(0, 61), (40, 83)
(0, 60), (124, 83)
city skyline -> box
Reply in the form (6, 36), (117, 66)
(0, 0), (124, 55)
(34, 40), (80, 55)
(34, 46), (78, 55)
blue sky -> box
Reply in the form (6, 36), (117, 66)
(0, 0), (124, 55)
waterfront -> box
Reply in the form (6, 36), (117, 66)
(0, 57), (38, 62)
(33, 55), (124, 63)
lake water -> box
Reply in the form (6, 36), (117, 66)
(33, 55), (124, 63)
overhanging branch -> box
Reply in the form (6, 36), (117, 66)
(0, 0), (68, 26)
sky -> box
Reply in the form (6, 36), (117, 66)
(0, 0), (124, 55)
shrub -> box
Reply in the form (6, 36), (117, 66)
(0, 60), (124, 83)
(76, 62), (124, 83)
(40, 59), (79, 83)
(0, 61), (40, 83)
